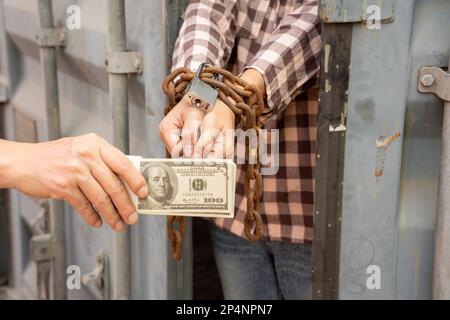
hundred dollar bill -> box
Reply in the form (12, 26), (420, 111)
(126, 156), (236, 218)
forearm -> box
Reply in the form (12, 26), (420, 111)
(245, 0), (321, 114)
(208, 69), (265, 125)
(0, 140), (30, 189)
(171, 0), (239, 71)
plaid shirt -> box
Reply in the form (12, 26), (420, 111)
(171, 0), (321, 243)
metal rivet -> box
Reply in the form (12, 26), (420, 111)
(421, 74), (434, 87)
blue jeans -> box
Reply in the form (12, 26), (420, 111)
(208, 223), (312, 300)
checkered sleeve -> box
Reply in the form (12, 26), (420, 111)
(243, 0), (321, 116)
(171, 0), (239, 72)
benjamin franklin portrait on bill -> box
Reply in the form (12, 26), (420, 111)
(139, 163), (177, 210)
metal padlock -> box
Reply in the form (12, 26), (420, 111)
(185, 63), (220, 113)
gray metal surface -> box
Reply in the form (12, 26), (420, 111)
(0, 0), (192, 299)
(319, 0), (396, 23)
(433, 82), (450, 299)
(417, 64), (450, 299)
(338, 0), (450, 299)
(0, 4), (7, 277)
(313, 23), (352, 299)
(0, 103), (7, 286)
(4, 0), (447, 301)
(420, 59), (450, 299)
(163, 0), (192, 300)
(166, 0), (187, 70)
(107, 0), (131, 301)
(37, 0), (66, 300)
(0, 0), (8, 102)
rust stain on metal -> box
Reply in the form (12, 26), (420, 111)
(375, 131), (401, 178)
(319, 0), (333, 22)
(376, 131), (401, 148)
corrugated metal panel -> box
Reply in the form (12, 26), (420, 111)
(0, 0), (191, 299)
(319, 0), (397, 23)
(316, 0), (450, 299)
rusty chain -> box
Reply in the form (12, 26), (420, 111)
(162, 66), (265, 260)
(167, 216), (185, 260)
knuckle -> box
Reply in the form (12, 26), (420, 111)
(120, 206), (135, 219)
(77, 174), (90, 185)
(71, 144), (95, 159)
(95, 205), (119, 226)
(135, 178), (146, 190)
(94, 193), (111, 208)
(83, 132), (100, 141)
(66, 159), (84, 174)
(109, 178), (125, 196)
(159, 120), (168, 133)
(78, 200), (93, 213)
(77, 204), (97, 224)
(53, 177), (73, 196)
(115, 160), (130, 175)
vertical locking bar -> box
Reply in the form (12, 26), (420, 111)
(432, 56), (450, 299)
(108, 0), (131, 300)
(417, 61), (450, 299)
(312, 23), (352, 300)
(0, 95), (7, 287)
(37, 0), (66, 300)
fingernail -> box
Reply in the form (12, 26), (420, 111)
(94, 220), (103, 228)
(128, 212), (138, 224)
(115, 220), (125, 231)
(138, 186), (148, 198)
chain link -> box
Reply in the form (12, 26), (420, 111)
(162, 66), (265, 260)
(167, 216), (186, 260)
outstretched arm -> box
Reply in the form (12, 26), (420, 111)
(0, 134), (148, 231)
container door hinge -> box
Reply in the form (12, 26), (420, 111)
(82, 250), (109, 300)
(30, 233), (55, 263)
(106, 51), (143, 74)
(36, 28), (67, 47)
(418, 67), (450, 102)
(29, 233), (55, 300)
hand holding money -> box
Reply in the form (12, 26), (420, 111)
(127, 157), (236, 218)
(0, 134), (148, 231)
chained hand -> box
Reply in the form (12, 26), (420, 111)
(194, 99), (235, 159)
(161, 66), (265, 260)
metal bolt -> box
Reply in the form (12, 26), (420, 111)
(421, 74), (434, 87)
